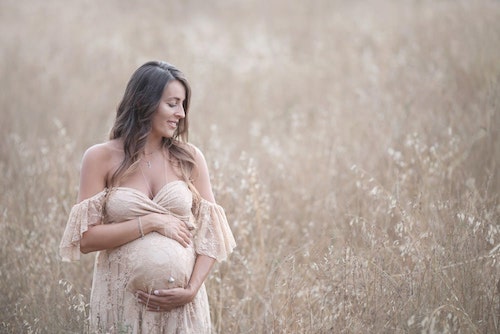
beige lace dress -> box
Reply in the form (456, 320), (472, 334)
(60, 180), (236, 333)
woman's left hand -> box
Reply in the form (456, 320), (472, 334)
(136, 287), (196, 312)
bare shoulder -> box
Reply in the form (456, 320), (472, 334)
(187, 143), (215, 202)
(186, 143), (209, 178)
(186, 143), (206, 164)
(83, 140), (121, 162)
(78, 140), (123, 200)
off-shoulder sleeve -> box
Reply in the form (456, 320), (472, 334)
(194, 199), (236, 262)
(59, 190), (107, 262)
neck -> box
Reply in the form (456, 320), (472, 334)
(143, 140), (163, 156)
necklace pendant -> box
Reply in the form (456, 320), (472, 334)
(146, 161), (151, 168)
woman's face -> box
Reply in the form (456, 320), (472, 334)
(150, 79), (186, 139)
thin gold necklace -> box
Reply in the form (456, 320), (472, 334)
(139, 150), (167, 199)
(143, 148), (161, 168)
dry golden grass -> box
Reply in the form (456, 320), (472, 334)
(1, 0), (499, 333)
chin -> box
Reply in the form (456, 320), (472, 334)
(161, 131), (175, 139)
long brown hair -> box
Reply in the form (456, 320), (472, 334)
(108, 61), (197, 194)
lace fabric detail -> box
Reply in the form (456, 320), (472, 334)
(194, 198), (236, 262)
(59, 190), (107, 262)
(59, 181), (235, 333)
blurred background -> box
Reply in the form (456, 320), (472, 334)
(1, 0), (499, 332)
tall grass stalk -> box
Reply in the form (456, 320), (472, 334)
(1, 0), (499, 332)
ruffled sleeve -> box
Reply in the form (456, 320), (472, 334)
(194, 199), (236, 262)
(59, 190), (107, 262)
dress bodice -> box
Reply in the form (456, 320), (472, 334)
(105, 180), (193, 225)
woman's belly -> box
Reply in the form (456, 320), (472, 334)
(108, 232), (196, 293)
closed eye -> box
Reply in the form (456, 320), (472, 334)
(166, 98), (183, 108)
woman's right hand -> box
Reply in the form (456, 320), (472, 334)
(144, 213), (192, 247)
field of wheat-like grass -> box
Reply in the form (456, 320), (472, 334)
(1, 0), (499, 333)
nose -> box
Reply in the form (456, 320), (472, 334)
(176, 104), (185, 118)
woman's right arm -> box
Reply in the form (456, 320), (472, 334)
(78, 144), (191, 254)
(78, 144), (144, 253)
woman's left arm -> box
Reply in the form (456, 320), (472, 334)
(136, 145), (219, 311)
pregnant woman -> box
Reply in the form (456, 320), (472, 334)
(59, 61), (236, 333)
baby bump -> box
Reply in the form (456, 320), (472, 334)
(110, 232), (196, 293)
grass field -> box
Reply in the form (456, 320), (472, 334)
(1, 0), (499, 332)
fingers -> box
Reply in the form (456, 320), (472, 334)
(151, 214), (193, 247)
(136, 290), (167, 312)
(136, 289), (185, 312)
(163, 218), (192, 247)
(177, 229), (192, 247)
(166, 226), (190, 247)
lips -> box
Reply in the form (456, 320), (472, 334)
(167, 121), (178, 128)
